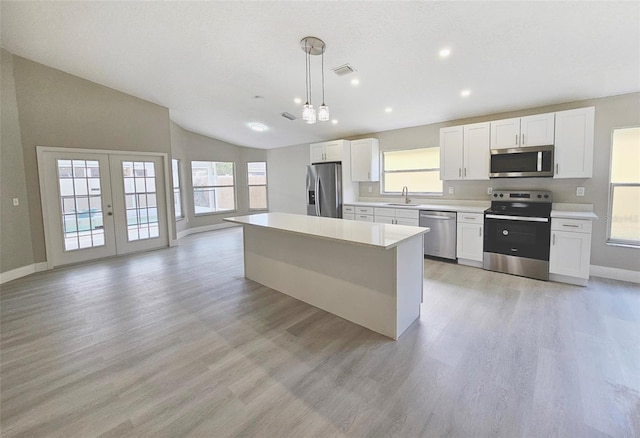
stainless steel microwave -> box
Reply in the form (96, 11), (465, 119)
(489, 145), (554, 178)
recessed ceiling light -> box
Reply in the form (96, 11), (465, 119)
(294, 97), (302, 104)
(460, 89), (471, 97)
(331, 119), (338, 125)
(248, 122), (267, 132)
(351, 78), (360, 86)
(439, 48), (451, 58)
(385, 107), (393, 113)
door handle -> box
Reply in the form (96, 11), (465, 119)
(314, 177), (321, 216)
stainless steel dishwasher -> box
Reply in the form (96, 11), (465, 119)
(419, 210), (457, 260)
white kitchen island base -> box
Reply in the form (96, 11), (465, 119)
(225, 213), (428, 340)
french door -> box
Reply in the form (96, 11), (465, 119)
(39, 149), (169, 267)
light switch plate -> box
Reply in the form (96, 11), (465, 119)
(368, 186), (372, 193)
(448, 187), (455, 194)
(487, 187), (493, 195)
(12, 198), (19, 206)
(576, 187), (585, 197)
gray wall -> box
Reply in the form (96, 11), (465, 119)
(267, 93), (640, 272)
(170, 122), (267, 231)
(1, 49), (34, 272)
(9, 53), (173, 265)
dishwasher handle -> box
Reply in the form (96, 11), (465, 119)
(419, 214), (456, 220)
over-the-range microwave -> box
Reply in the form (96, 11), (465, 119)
(489, 145), (554, 178)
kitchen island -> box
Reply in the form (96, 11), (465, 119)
(224, 212), (429, 339)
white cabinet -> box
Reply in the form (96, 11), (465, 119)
(374, 207), (419, 226)
(456, 213), (484, 264)
(350, 138), (380, 182)
(553, 107), (595, 178)
(490, 113), (555, 149)
(310, 140), (345, 163)
(351, 205), (374, 222)
(549, 218), (592, 284)
(343, 205), (355, 220)
(440, 123), (490, 181)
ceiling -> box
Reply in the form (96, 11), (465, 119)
(2, 1), (639, 150)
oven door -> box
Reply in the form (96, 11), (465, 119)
(484, 214), (551, 261)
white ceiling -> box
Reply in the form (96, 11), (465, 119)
(2, 1), (639, 150)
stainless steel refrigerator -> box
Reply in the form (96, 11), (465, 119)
(306, 163), (342, 218)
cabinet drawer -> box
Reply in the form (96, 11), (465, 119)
(374, 207), (395, 217)
(343, 205), (355, 214)
(355, 214), (374, 222)
(343, 213), (355, 220)
(395, 209), (419, 219)
(355, 206), (374, 215)
(458, 213), (483, 224)
(551, 218), (592, 233)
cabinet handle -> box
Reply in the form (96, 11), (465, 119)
(515, 134), (518, 146)
(464, 168), (467, 177)
(479, 227), (482, 237)
(367, 171), (370, 180)
(464, 216), (475, 220)
(555, 163), (559, 175)
(562, 224), (580, 228)
(552, 233), (556, 245)
(459, 168), (461, 177)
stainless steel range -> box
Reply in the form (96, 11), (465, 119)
(483, 190), (552, 280)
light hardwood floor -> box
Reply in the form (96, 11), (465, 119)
(1, 227), (638, 437)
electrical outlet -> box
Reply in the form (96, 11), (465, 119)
(448, 187), (455, 194)
(487, 187), (493, 195)
(576, 187), (585, 197)
(368, 186), (372, 193)
(12, 198), (19, 206)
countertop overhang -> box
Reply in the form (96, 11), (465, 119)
(224, 212), (429, 249)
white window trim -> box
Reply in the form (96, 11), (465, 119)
(172, 159), (184, 220)
(247, 161), (268, 211)
(191, 161), (237, 216)
(381, 147), (443, 196)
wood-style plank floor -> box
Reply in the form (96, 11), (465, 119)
(1, 227), (638, 437)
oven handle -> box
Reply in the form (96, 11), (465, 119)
(485, 214), (549, 223)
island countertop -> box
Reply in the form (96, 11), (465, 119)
(224, 212), (429, 249)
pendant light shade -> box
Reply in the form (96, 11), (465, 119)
(300, 36), (329, 123)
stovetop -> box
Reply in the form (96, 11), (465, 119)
(486, 190), (553, 218)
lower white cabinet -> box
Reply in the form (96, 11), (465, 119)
(456, 213), (484, 263)
(549, 218), (592, 283)
(374, 207), (419, 226)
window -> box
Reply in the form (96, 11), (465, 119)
(382, 147), (442, 194)
(608, 127), (640, 246)
(191, 161), (235, 214)
(247, 161), (268, 210)
(172, 159), (183, 219)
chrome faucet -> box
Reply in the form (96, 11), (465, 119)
(401, 186), (411, 204)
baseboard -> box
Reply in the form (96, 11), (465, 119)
(177, 222), (239, 239)
(590, 265), (640, 284)
(549, 273), (588, 287)
(0, 262), (49, 285)
(457, 258), (483, 268)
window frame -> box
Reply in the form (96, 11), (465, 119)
(606, 126), (640, 248)
(381, 147), (443, 196)
(247, 161), (268, 211)
(171, 159), (184, 220)
(190, 160), (237, 216)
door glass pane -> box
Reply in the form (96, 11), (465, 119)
(122, 161), (159, 242)
(57, 159), (105, 251)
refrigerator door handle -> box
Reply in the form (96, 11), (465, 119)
(315, 176), (321, 216)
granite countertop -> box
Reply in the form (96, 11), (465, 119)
(551, 203), (598, 220)
(346, 201), (489, 214)
(224, 212), (429, 249)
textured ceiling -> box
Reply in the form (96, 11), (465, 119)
(2, 1), (639, 149)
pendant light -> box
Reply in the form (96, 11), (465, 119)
(300, 36), (328, 124)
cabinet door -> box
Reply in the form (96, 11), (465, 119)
(456, 222), (483, 261)
(521, 113), (555, 146)
(310, 143), (325, 163)
(554, 107), (595, 178)
(549, 230), (591, 278)
(324, 141), (344, 162)
(351, 139), (379, 182)
(490, 118), (520, 149)
(440, 126), (464, 180)
(463, 122), (490, 180)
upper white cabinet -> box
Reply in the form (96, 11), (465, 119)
(310, 140), (345, 163)
(490, 113), (555, 149)
(440, 123), (490, 181)
(351, 138), (380, 182)
(553, 107), (595, 178)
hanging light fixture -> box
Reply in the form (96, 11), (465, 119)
(300, 36), (329, 124)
